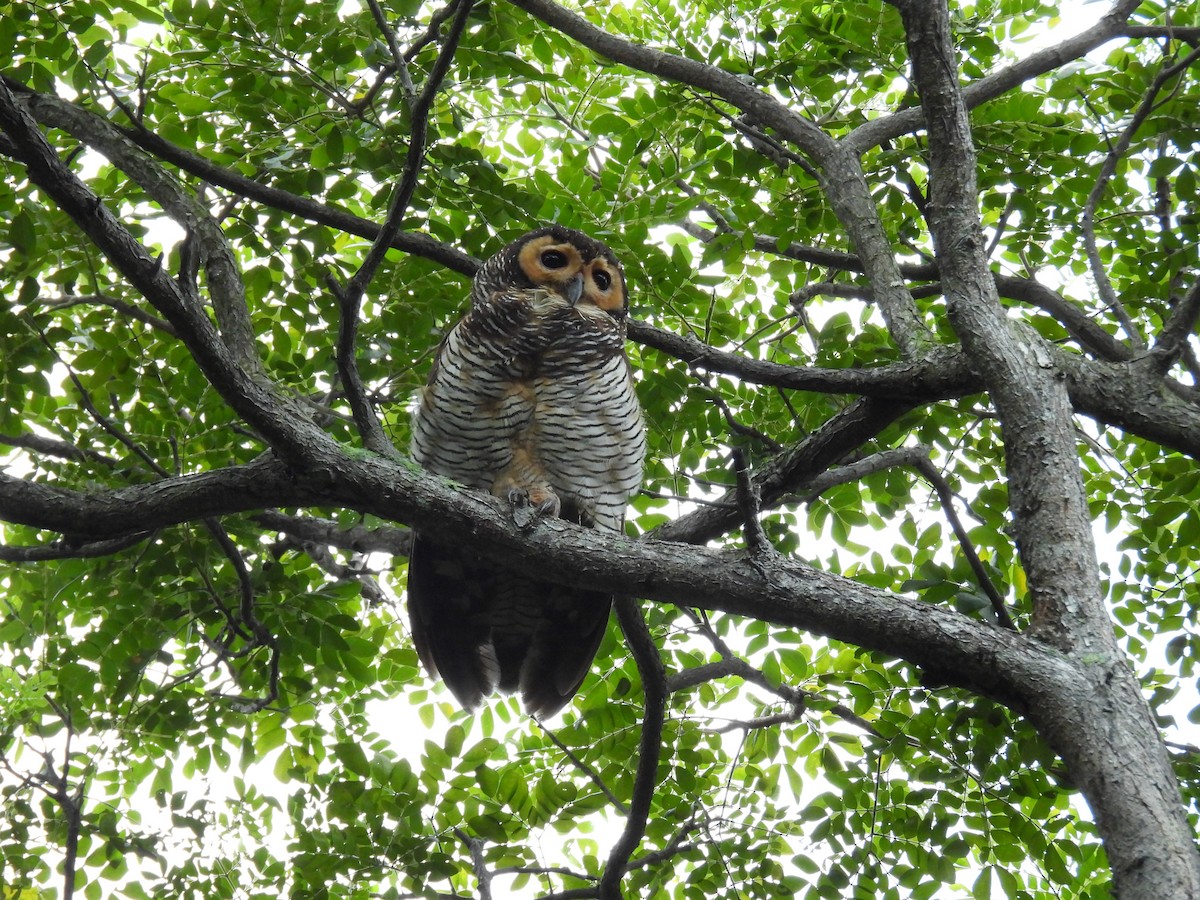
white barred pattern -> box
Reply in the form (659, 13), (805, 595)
(411, 294), (645, 530)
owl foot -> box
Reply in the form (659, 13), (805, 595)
(506, 486), (560, 528)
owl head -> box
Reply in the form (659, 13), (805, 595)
(470, 225), (627, 318)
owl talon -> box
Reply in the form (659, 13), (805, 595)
(531, 491), (560, 517)
(506, 486), (560, 527)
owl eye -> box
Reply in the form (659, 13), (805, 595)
(540, 249), (569, 269)
(593, 269), (612, 291)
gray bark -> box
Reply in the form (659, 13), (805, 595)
(893, 1), (1200, 894)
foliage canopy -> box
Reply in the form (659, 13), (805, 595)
(1, 0), (1199, 897)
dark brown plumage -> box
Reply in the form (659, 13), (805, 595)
(408, 226), (645, 716)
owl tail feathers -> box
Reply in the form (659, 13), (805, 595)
(496, 587), (612, 718)
(407, 534), (496, 711)
(406, 534), (610, 717)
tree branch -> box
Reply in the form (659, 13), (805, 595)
(911, 455), (1016, 630)
(9, 80), (261, 371)
(254, 510), (412, 556)
(629, 319), (972, 398)
(678, 219), (1134, 362)
(601, 597), (667, 900)
(893, 1), (1200, 892)
(0, 446), (1071, 714)
(32, 291), (178, 337)
(0, 77), (340, 465)
(846, 0), (1146, 152)
(0, 532), (152, 562)
(504, 0), (932, 358)
(336, 0), (476, 456)
(535, 719), (629, 815)
(0, 430), (118, 469)
(366, 0), (418, 102)
(0, 76), (480, 278)
(1152, 276), (1200, 372)
(1081, 43), (1200, 349)
(653, 397), (918, 546)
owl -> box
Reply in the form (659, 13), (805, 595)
(408, 225), (646, 717)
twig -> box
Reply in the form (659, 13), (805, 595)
(270, 535), (386, 605)
(984, 190), (1021, 260)
(671, 609), (891, 740)
(34, 291), (178, 336)
(0, 533), (150, 562)
(366, 0), (417, 101)
(453, 828), (493, 900)
(627, 819), (702, 871)
(493, 864), (596, 882)
(534, 719), (630, 814)
(730, 448), (772, 559)
(789, 280), (874, 307)
(254, 510), (412, 555)
(629, 318), (972, 398)
(652, 397), (918, 547)
(711, 704), (806, 733)
(678, 219), (1133, 362)
(706, 385), (782, 453)
(42, 338), (165, 475)
(1081, 43), (1200, 349)
(34, 700), (84, 900)
(914, 456), (1014, 631)
(785, 441), (1015, 628)
(0, 429), (118, 468)
(1151, 276), (1200, 373)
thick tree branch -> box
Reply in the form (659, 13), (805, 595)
(641, 322), (1200, 461)
(0, 446), (1070, 715)
(894, 1), (1200, 893)
(0, 76), (481, 278)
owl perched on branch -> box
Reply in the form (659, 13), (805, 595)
(408, 226), (646, 717)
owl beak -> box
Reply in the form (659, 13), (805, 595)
(564, 273), (584, 306)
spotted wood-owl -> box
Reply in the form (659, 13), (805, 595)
(408, 226), (646, 717)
